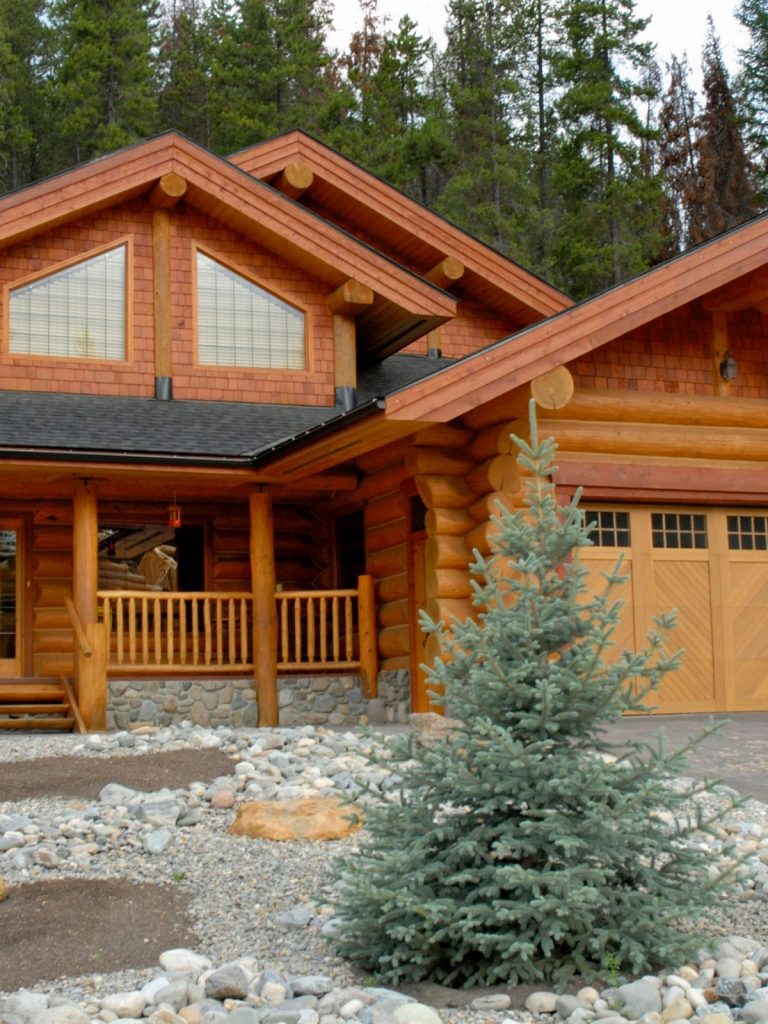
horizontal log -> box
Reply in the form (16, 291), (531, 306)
(34, 630), (74, 654)
(33, 552), (73, 576)
(367, 518), (408, 554)
(378, 598), (409, 629)
(469, 490), (521, 523)
(412, 425), (474, 448)
(546, 390), (768, 429)
(541, 419), (768, 462)
(275, 560), (319, 584)
(425, 507), (474, 537)
(32, 582), (70, 607)
(358, 462), (410, 501)
(33, 654), (73, 677)
(468, 419), (527, 461)
(376, 572), (409, 603)
(213, 561), (250, 581)
(425, 597), (473, 625)
(34, 608), (70, 630)
(328, 278), (374, 316)
(379, 624), (412, 659)
(212, 531), (250, 554)
(425, 568), (473, 600)
(466, 455), (520, 496)
(365, 492), (408, 529)
(33, 526), (73, 551)
(465, 521), (492, 556)
(460, 390), (529, 431)
(424, 256), (465, 288)
(406, 447), (475, 478)
(148, 172), (187, 209)
(356, 438), (409, 473)
(381, 655), (410, 671)
(425, 535), (470, 571)
(367, 543), (408, 579)
(416, 475), (474, 510)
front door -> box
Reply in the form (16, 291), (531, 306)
(0, 521), (23, 677)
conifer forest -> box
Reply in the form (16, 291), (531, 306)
(2, 0), (767, 300)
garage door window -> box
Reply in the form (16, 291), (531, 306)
(727, 514), (768, 551)
(584, 509), (630, 547)
(651, 512), (707, 549)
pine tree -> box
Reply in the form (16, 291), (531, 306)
(335, 406), (735, 987)
(689, 19), (758, 246)
(0, 0), (50, 192)
(657, 55), (698, 258)
(550, 0), (664, 298)
(737, 0), (768, 199)
(157, 0), (215, 147)
(48, 0), (159, 168)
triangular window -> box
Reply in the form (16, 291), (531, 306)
(9, 245), (125, 360)
(197, 251), (305, 370)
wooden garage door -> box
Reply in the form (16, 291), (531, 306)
(579, 507), (768, 713)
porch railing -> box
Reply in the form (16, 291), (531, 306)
(97, 577), (377, 683)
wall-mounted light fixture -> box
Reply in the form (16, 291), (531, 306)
(720, 350), (738, 382)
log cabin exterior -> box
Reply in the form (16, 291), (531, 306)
(2, 128), (768, 729)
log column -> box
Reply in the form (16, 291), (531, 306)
(250, 491), (278, 726)
(711, 309), (731, 397)
(149, 172), (187, 400)
(327, 280), (374, 411)
(73, 480), (106, 731)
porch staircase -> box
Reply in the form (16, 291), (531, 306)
(0, 677), (84, 732)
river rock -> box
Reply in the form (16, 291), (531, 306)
(159, 950), (212, 977)
(204, 965), (250, 1001)
(616, 982), (662, 1019)
(526, 993), (559, 1014)
(229, 798), (362, 841)
(101, 993), (148, 1019)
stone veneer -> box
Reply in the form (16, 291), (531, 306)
(107, 670), (411, 730)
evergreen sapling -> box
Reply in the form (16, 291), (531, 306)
(335, 406), (737, 987)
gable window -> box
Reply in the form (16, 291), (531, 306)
(9, 245), (126, 360)
(197, 251), (305, 370)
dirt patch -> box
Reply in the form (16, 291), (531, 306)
(0, 748), (236, 802)
(0, 878), (197, 992)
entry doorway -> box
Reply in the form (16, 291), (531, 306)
(0, 519), (24, 678)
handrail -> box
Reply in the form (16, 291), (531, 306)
(60, 674), (87, 734)
(65, 596), (92, 658)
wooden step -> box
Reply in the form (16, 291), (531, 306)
(0, 717), (75, 730)
(0, 677), (77, 732)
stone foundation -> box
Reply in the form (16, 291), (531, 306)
(107, 670), (411, 729)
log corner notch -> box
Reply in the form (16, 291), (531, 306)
(327, 279), (375, 412)
(273, 162), (314, 200)
(530, 366), (574, 411)
(148, 172), (187, 209)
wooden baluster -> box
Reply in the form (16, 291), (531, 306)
(280, 597), (288, 666)
(128, 597), (136, 664)
(154, 597), (161, 664)
(167, 596), (174, 665)
(308, 596), (315, 664)
(320, 596), (327, 664)
(116, 597), (124, 665)
(180, 598), (187, 665)
(192, 598), (199, 666)
(332, 596), (340, 662)
(142, 597), (149, 664)
(240, 598), (248, 665)
(294, 598), (302, 663)
(204, 599), (212, 664)
(213, 599), (221, 664)
(345, 595), (353, 660)
(228, 598), (236, 665)
(103, 599), (112, 666)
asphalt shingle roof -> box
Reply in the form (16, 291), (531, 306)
(0, 355), (454, 462)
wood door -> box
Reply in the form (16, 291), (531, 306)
(0, 520), (24, 678)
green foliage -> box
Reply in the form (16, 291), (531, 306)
(737, 0), (768, 200)
(334, 405), (735, 988)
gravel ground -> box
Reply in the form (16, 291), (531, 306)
(3, 725), (768, 1024)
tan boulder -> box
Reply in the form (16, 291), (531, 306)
(0, 877), (8, 901)
(229, 797), (363, 841)
(408, 712), (462, 744)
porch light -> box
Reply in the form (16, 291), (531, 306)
(720, 350), (738, 381)
(167, 501), (183, 528)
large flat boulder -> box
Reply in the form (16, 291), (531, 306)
(229, 797), (363, 841)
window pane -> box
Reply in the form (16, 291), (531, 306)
(10, 247), (125, 360)
(197, 252), (305, 369)
(727, 513), (768, 552)
(584, 509), (631, 547)
(652, 511), (708, 549)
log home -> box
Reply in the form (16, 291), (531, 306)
(0, 129), (766, 730)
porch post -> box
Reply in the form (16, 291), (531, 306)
(73, 480), (106, 730)
(249, 490), (278, 727)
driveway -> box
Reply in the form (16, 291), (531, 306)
(601, 712), (768, 804)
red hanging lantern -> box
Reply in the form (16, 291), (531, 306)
(167, 501), (182, 528)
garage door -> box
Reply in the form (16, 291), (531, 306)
(579, 507), (768, 713)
